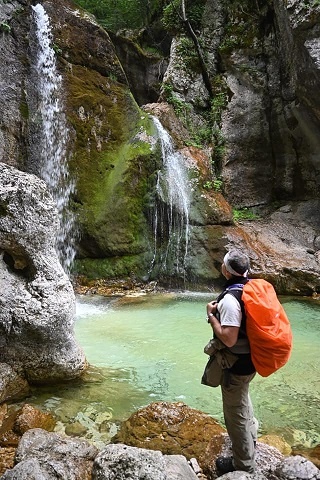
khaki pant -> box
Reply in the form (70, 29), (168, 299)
(221, 371), (258, 472)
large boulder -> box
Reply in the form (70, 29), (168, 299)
(0, 163), (87, 382)
(112, 401), (225, 461)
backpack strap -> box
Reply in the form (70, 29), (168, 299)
(223, 284), (247, 337)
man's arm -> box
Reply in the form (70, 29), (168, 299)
(208, 314), (239, 347)
(207, 299), (240, 347)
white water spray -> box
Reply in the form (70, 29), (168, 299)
(151, 117), (192, 278)
(31, 4), (76, 273)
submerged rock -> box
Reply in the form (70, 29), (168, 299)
(0, 163), (87, 383)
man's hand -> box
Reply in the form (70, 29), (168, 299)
(207, 301), (217, 317)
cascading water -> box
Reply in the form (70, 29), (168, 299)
(30, 4), (76, 273)
(150, 117), (192, 280)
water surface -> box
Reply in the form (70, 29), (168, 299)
(28, 292), (320, 449)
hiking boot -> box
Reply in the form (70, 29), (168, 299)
(215, 456), (235, 475)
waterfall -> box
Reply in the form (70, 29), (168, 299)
(150, 117), (192, 280)
(31, 4), (76, 273)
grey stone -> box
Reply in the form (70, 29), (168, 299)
(0, 458), (50, 480)
(92, 443), (199, 480)
(218, 473), (268, 480)
(275, 455), (320, 480)
(0, 428), (99, 479)
(0, 363), (30, 403)
(0, 163), (86, 382)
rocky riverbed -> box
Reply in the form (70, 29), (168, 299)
(0, 401), (319, 479)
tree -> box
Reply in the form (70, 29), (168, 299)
(167, 0), (213, 98)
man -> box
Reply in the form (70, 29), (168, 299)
(206, 249), (258, 475)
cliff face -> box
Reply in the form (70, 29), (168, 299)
(0, 0), (319, 294)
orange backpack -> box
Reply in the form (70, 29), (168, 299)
(229, 279), (293, 377)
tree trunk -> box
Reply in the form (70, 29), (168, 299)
(180, 0), (213, 98)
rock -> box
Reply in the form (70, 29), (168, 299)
(0, 458), (50, 479)
(13, 404), (56, 435)
(224, 200), (320, 295)
(0, 364), (30, 403)
(0, 406), (21, 448)
(0, 163), (87, 383)
(65, 421), (88, 437)
(0, 0), (30, 170)
(92, 443), (198, 480)
(259, 435), (292, 456)
(0, 447), (15, 477)
(292, 445), (320, 469)
(0, 404), (56, 449)
(218, 473), (267, 480)
(0, 428), (99, 480)
(275, 455), (320, 480)
(112, 401), (225, 461)
(200, 435), (284, 480)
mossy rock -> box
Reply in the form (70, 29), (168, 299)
(65, 65), (159, 266)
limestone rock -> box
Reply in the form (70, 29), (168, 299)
(275, 455), (320, 480)
(0, 163), (87, 382)
(112, 401), (225, 461)
(0, 447), (15, 477)
(259, 435), (292, 456)
(0, 428), (99, 480)
(92, 443), (198, 480)
(0, 404), (55, 449)
(0, 364), (30, 403)
(217, 473), (268, 480)
(293, 445), (320, 469)
(225, 200), (320, 295)
(13, 404), (56, 436)
(200, 434), (284, 480)
(0, 0), (30, 170)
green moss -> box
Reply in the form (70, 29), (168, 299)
(233, 207), (259, 221)
(0, 22), (11, 33)
(218, 0), (262, 55)
(161, 0), (206, 35)
(66, 65), (159, 261)
(73, 254), (150, 279)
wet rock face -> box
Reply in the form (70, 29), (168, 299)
(0, 0), (30, 170)
(0, 163), (87, 383)
(218, 0), (320, 208)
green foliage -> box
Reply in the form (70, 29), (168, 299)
(73, 0), (162, 32)
(52, 43), (62, 55)
(233, 207), (259, 221)
(162, 0), (182, 32)
(162, 83), (192, 122)
(175, 36), (200, 71)
(0, 22), (11, 33)
(213, 178), (223, 192)
(218, 0), (262, 55)
(299, 0), (320, 6)
(203, 179), (223, 192)
(161, 0), (206, 34)
(186, 125), (212, 148)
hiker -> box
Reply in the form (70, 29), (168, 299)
(206, 249), (258, 475)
